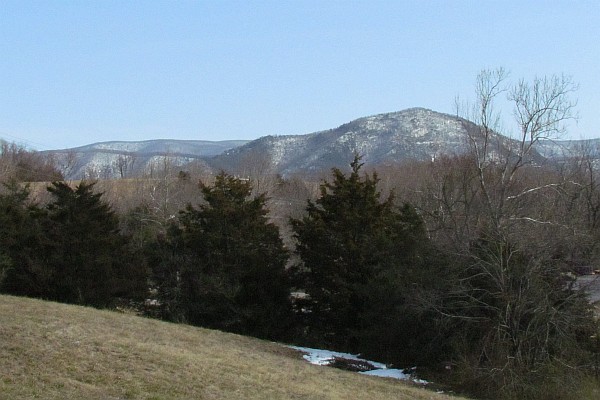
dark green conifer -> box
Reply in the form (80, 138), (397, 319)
(176, 172), (292, 340)
(291, 155), (435, 360)
(0, 181), (49, 296)
(44, 181), (146, 307)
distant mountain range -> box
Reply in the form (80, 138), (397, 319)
(42, 108), (599, 180)
(44, 139), (249, 180)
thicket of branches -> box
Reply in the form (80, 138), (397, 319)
(0, 140), (63, 182)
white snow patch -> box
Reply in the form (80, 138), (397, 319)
(289, 346), (385, 368)
(360, 368), (410, 379)
(287, 345), (427, 384)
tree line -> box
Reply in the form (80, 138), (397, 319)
(0, 140), (63, 182)
(2, 70), (600, 399)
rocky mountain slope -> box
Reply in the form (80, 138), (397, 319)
(209, 108), (483, 176)
(44, 139), (248, 180)
(43, 108), (593, 180)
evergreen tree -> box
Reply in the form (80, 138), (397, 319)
(0, 181), (49, 297)
(175, 172), (292, 340)
(43, 181), (146, 307)
(144, 220), (187, 322)
(291, 156), (436, 359)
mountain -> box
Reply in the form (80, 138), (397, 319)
(43, 139), (249, 180)
(535, 138), (600, 160)
(207, 107), (536, 176)
(44, 108), (580, 180)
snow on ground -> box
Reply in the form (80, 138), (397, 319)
(287, 345), (428, 384)
(360, 368), (411, 379)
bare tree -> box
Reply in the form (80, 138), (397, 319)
(0, 140), (16, 182)
(237, 149), (278, 196)
(459, 69), (577, 230)
(112, 152), (137, 179)
(551, 140), (600, 265)
(427, 69), (594, 399)
(0, 140), (63, 182)
(55, 150), (78, 181)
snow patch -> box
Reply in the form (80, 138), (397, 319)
(287, 345), (427, 384)
(360, 368), (410, 379)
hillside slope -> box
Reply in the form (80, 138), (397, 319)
(208, 107), (545, 177)
(209, 108), (472, 176)
(43, 107), (554, 180)
(0, 295), (463, 400)
(43, 139), (249, 180)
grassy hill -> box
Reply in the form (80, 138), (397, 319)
(0, 295), (465, 400)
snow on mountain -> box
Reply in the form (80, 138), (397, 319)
(209, 108), (481, 176)
(44, 139), (249, 180)
(43, 107), (575, 180)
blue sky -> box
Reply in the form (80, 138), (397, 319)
(1, 0), (598, 150)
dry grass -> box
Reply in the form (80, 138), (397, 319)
(0, 295), (466, 400)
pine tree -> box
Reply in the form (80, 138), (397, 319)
(44, 181), (146, 307)
(291, 155), (433, 357)
(0, 181), (49, 297)
(176, 172), (292, 340)
(144, 220), (187, 322)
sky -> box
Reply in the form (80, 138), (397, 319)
(1, 0), (598, 151)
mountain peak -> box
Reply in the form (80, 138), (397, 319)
(209, 108), (474, 176)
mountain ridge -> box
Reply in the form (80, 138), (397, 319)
(41, 108), (599, 180)
(208, 107), (497, 176)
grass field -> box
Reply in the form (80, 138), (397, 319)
(0, 295), (466, 400)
